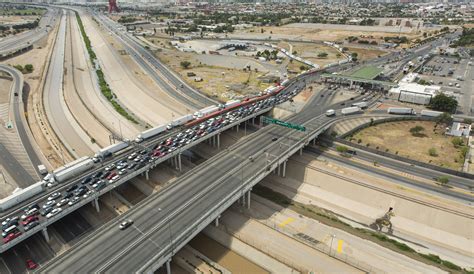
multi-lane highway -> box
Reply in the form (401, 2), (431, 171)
(0, 65), (41, 185)
(0, 7), (57, 58)
(92, 11), (218, 109)
(39, 87), (366, 273)
(42, 11), (98, 158)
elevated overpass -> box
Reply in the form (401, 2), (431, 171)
(38, 94), (374, 273)
(0, 7), (57, 59)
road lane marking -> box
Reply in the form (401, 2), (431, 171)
(278, 217), (294, 228)
(337, 240), (343, 253)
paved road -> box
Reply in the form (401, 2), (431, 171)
(43, 12), (95, 158)
(38, 33), (464, 273)
(37, 86), (364, 273)
(93, 11), (217, 109)
(0, 7), (57, 57)
(0, 65), (41, 186)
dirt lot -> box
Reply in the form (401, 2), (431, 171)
(349, 121), (466, 170)
(236, 24), (424, 43)
(345, 47), (388, 61)
(149, 36), (272, 101)
(278, 42), (345, 68)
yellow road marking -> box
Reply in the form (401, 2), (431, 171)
(278, 217), (294, 228)
(337, 240), (343, 253)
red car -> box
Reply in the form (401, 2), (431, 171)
(3, 231), (21, 244)
(21, 216), (38, 226)
(152, 150), (162, 157)
(106, 172), (117, 180)
(26, 259), (38, 270)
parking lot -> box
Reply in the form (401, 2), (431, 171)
(418, 55), (473, 115)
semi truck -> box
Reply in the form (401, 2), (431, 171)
(95, 142), (130, 160)
(387, 107), (416, 115)
(135, 125), (166, 143)
(167, 114), (194, 130)
(420, 110), (443, 117)
(351, 101), (368, 109)
(193, 105), (219, 119)
(225, 100), (241, 109)
(341, 106), (362, 115)
(43, 157), (94, 187)
(0, 182), (44, 211)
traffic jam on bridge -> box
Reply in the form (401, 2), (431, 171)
(0, 72), (316, 249)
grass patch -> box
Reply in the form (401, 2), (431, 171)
(75, 12), (138, 124)
(253, 184), (470, 273)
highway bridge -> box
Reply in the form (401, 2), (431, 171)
(0, 8), (464, 271)
(0, 6), (57, 59)
(0, 69), (312, 253)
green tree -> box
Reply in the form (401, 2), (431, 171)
(180, 61), (191, 69)
(463, 118), (472, 125)
(351, 52), (358, 61)
(451, 137), (464, 148)
(24, 64), (33, 73)
(409, 125), (425, 137)
(317, 52), (328, 58)
(428, 147), (438, 157)
(435, 112), (453, 125)
(429, 93), (458, 113)
(437, 176), (449, 186)
(336, 145), (349, 154)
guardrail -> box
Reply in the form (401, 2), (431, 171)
(0, 106), (273, 253)
(142, 115), (357, 273)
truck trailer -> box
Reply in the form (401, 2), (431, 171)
(387, 107), (416, 115)
(43, 157), (94, 187)
(0, 182), (44, 211)
(95, 141), (130, 159)
(341, 106), (362, 115)
(135, 125), (166, 143)
(420, 110), (443, 117)
(351, 102), (368, 109)
(167, 114), (194, 129)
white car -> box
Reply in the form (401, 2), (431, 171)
(43, 200), (55, 209)
(68, 196), (81, 206)
(108, 175), (120, 184)
(118, 168), (128, 175)
(46, 208), (62, 219)
(48, 192), (61, 201)
(56, 198), (69, 207)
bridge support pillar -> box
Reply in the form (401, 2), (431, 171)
(214, 215), (221, 227)
(166, 259), (171, 274)
(236, 123), (239, 132)
(217, 133), (220, 148)
(277, 163), (281, 176)
(299, 147), (303, 156)
(145, 170), (150, 180)
(178, 153), (182, 171)
(42, 227), (50, 242)
(282, 160), (287, 178)
(94, 198), (100, 213)
(312, 138), (316, 146)
(247, 189), (252, 209)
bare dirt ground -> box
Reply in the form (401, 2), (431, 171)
(345, 47), (388, 61)
(149, 37), (273, 101)
(350, 120), (465, 170)
(0, 77), (10, 104)
(279, 42), (344, 67)
(235, 24), (424, 43)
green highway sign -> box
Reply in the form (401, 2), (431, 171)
(263, 116), (306, 132)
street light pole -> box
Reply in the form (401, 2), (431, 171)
(330, 234), (336, 256)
